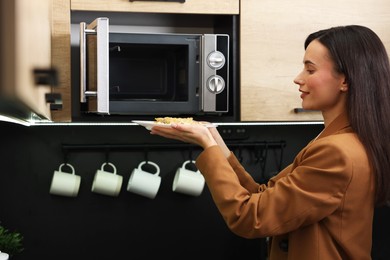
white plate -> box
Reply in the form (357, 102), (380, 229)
(132, 120), (217, 130)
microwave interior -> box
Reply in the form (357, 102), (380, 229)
(107, 35), (191, 102)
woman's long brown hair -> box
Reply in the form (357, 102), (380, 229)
(305, 25), (390, 206)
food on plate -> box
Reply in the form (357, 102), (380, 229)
(154, 117), (199, 125)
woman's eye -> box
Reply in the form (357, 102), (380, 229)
(307, 70), (315, 74)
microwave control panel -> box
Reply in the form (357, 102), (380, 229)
(201, 34), (229, 113)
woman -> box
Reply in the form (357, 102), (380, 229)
(150, 25), (390, 259)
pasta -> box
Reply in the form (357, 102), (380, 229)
(154, 117), (198, 124)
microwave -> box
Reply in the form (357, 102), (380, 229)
(78, 17), (230, 118)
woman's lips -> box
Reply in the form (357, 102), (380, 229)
(299, 89), (309, 99)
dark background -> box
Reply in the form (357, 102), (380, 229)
(0, 121), (388, 259)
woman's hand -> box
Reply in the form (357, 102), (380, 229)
(150, 123), (231, 158)
(150, 123), (217, 150)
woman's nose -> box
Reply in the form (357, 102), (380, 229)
(293, 76), (304, 85)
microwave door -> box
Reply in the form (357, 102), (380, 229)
(80, 17), (110, 114)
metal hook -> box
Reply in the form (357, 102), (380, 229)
(188, 146), (193, 161)
(278, 143), (284, 171)
(62, 149), (69, 166)
(262, 143), (268, 174)
(271, 142), (285, 172)
(254, 143), (268, 175)
(254, 143), (265, 163)
(144, 148), (149, 164)
(105, 148), (110, 163)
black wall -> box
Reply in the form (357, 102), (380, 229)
(0, 121), (388, 260)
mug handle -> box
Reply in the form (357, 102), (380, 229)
(100, 162), (117, 175)
(138, 161), (160, 176)
(59, 163), (75, 175)
(182, 160), (198, 171)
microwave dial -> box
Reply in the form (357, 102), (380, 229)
(207, 75), (225, 94)
(207, 51), (226, 70)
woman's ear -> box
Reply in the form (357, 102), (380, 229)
(340, 78), (348, 92)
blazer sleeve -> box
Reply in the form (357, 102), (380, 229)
(195, 141), (354, 239)
(222, 151), (265, 193)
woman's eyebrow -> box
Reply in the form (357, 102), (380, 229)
(304, 60), (316, 65)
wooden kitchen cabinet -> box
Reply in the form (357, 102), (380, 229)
(240, 0), (390, 121)
(71, 0), (239, 14)
(51, 0), (239, 122)
(0, 0), (53, 121)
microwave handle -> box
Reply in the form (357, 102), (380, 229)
(79, 17), (110, 114)
(79, 22), (91, 103)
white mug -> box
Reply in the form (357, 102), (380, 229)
(91, 162), (123, 197)
(0, 251), (9, 260)
(173, 160), (205, 197)
(49, 163), (81, 197)
(127, 161), (161, 199)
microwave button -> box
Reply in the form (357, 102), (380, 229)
(207, 51), (226, 70)
(207, 75), (225, 94)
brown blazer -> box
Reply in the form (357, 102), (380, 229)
(196, 112), (374, 260)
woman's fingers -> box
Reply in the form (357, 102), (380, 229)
(150, 124), (216, 148)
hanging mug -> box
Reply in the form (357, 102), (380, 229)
(127, 161), (161, 199)
(49, 163), (81, 197)
(173, 160), (205, 197)
(91, 162), (123, 197)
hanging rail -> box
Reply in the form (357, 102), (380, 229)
(61, 141), (286, 152)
